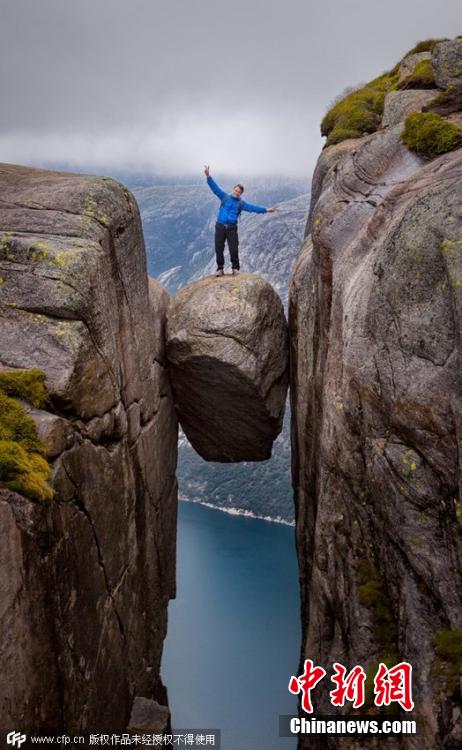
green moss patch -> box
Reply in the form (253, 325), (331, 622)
(0, 369), (53, 502)
(433, 629), (462, 695)
(0, 368), (48, 408)
(321, 71), (400, 146)
(397, 59), (436, 89)
(401, 112), (462, 157)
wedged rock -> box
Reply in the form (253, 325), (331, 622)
(382, 89), (436, 127)
(433, 38), (462, 88)
(166, 273), (288, 462)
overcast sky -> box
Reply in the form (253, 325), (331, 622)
(0, 0), (460, 177)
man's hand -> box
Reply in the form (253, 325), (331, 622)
(267, 206), (277, 213)
(204, 164), (210, 177)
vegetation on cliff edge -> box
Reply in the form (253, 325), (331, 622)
(401, 112), (462, 158)
(404, 38), (446, 55)
(397, 59), (435, 89)
(321, 38), (447, 146)
(0, 369), (53, 502)
(321, 69), (400, 146)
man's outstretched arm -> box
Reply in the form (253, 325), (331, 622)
(241, 200), (277, 214)
(204, 164), (226, 200)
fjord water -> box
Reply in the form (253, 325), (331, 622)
(161, 500), (300, 749)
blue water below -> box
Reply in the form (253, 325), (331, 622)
(161, 500), (300, 750)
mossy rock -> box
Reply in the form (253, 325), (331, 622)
(0, 441), (53, 502)
(397, 59), (436, 90)
(321, 71), (400, 146)
(357, 558), (398, 655)
(423, 85), (462, 116)
(0, 368), (48, 408)
(404, 39), (447, 56)
(432, 629), (462, 695)
(362, 657), (401, 716)
(0, 369), (53, 502)
(356, 560), (401, 716)
(401, 112), (462, 157)
(320, 38), (450, 146)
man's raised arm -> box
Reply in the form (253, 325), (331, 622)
(204, 164), (226, 200)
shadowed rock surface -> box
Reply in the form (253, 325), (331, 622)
(0, 163), (178, 732)
(166, 273), (289, 461)
(290, 45), (462, 749)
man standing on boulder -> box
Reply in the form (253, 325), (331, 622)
(204, 165), (277, 276)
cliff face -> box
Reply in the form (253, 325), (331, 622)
(0, 163), (178, 731)
(289, 41), (462, 747)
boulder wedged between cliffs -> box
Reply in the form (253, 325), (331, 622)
(166, 273), (289, 462)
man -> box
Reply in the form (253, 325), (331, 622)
(204, 165), (277, 276)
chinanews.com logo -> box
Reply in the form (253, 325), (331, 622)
(6, 731), (27, 747)
(282, 660), (417, 737)
(289, 659), (415, 712)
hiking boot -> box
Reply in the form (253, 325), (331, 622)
(215, 268), (224, 277)
(232, 269), (240, 275)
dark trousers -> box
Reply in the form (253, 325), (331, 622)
(215, 221), (239, 270)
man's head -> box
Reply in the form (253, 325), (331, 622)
(232, 183), (244, 198)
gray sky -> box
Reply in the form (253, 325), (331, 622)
(0, 0), (460, 177)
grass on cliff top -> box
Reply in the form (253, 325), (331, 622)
(321, 38), (446, 146)
(0, 369), (53, 502)
(404, 38), (446, 55)
(321, 70), (400, 146)
(401, 112), (462, 157)
(397, 59), (435, 89)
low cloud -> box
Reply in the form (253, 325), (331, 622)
(0, 0), (460, 177)
(0, 108), (323, 176)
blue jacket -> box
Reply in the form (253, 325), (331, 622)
(207, 175), (267, 224)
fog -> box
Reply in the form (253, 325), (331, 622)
(0, 0), (460, 176)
